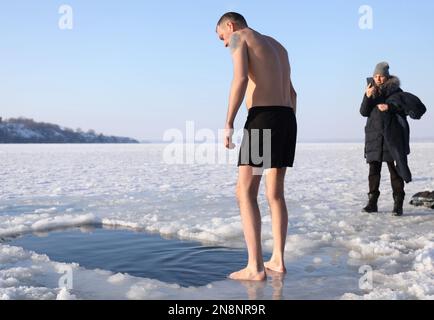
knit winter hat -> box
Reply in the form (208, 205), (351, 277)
(373, 62), (390, 77)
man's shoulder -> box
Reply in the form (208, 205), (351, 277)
(229, 32), (246, 53)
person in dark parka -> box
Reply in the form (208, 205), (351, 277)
(360, 62), (426, 216)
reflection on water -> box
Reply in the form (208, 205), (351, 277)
(238, 270), (285, 300)
(269, 271), (285, 300)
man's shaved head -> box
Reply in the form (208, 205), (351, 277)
(216, 12), (248, 30)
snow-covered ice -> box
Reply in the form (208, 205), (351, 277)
(0, 143), (433, 300)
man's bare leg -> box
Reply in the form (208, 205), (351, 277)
(229, 166), (266, 281)
(264, 168), (288, 273)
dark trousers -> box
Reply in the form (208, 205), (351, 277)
(369, 161), (405, 196)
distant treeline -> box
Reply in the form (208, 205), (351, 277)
(0, 117), (139, 144)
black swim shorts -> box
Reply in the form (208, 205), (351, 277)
(238, 106), (297, 169)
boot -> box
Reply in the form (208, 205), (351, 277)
(392, 194), (405, 217)
(363, 192), (380, 213)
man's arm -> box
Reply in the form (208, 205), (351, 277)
(225, 33), (249, 127)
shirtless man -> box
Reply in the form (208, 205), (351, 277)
(216, 12), (297, 281)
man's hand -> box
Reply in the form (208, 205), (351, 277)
(366, 83), (375, 98)
(224, 124), (236, 150)
(377, 104), (389, 112)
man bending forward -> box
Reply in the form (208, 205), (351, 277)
(216, 12), (298, 281)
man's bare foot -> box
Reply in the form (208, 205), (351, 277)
(264, 261), (286, 273)
(229, 268), (266, 281)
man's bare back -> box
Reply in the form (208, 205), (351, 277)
(232, 28), (297, 111)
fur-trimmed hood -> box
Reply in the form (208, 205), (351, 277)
(372, 75), (401, 99)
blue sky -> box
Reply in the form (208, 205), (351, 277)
(1, 0), (433, 141)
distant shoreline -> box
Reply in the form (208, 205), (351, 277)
(2, 139), (434, 145)
(0, 117), (139, 144)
